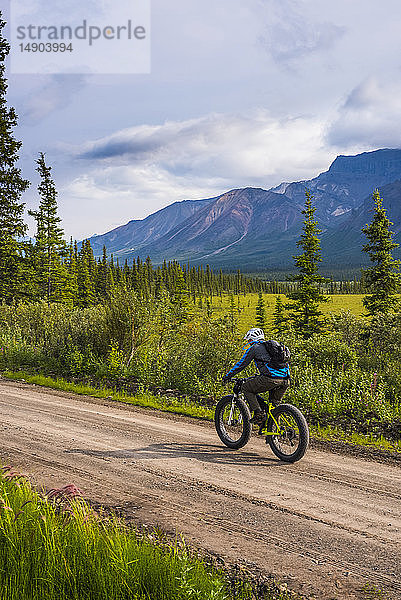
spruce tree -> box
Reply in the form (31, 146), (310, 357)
(96, 245), (108, 299)
(228, 293), (238, 333)
(0, 14), (30, 302)
(77, 240), (96, 306)
(154, 268), (163, 300)
(255, 291), (266, 329)
(170, 263), (190, 324)
(272, 295), (288, 335)
(28, 153), (66, 303)
(65, 238), (79, 304)
(362, 189), (401, 315)
(287, 189), (329, 337)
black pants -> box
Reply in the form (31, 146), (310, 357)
(242, 374), (289, 412)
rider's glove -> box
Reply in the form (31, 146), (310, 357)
(222, 375), (231, 384)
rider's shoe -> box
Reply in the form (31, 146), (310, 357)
(249, 410), (266, 424)
(257, 422), (266, 435)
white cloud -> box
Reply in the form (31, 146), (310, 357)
(58, 110), (334, 238)
(78, 110), (329, 181)
(327, 78), (401, 148)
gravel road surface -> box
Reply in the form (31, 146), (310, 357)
(0, 379), (400, 599)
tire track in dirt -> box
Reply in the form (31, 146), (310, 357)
(4, 444), (401, 596)
(1, 389), (399, 502)
(0, 380), (400, 600)
(131, 463), (398, 541)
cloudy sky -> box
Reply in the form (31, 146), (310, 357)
(4, 0), (401, 238)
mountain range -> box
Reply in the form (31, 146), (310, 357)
(87, 149), (401, 274)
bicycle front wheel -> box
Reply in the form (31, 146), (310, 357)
(267, 404), (309, 463)
(215, 395), (251, 449)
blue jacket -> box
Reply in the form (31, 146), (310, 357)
(225, 340), (290, 379)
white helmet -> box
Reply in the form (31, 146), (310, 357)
(244, 327), (265, 343)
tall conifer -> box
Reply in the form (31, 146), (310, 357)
(287, 189), (329, 337)
(362, 189), (401, 315)
(272, 295), (288, 334)
(255, 291), (266, 329)
(0, 14), (30, 302)
(28, 153), (66, 302)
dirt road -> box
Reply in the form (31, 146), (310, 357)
(0, 379), (400, 599)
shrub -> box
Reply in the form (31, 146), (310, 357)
(289, 332), (357, 370)
(0, 467), (234, 600)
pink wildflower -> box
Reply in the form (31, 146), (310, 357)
(47, 483), (83, 500)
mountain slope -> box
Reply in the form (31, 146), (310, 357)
(119, 187), (304, 267)
(88, 197), (215, 255)
(86, 148), (401, 271)
(272, 148), (401, 226)
(321, 179), (401, 266)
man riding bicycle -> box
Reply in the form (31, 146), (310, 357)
(222, 327), (290, 424)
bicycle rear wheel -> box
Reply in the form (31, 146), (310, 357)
(215, 395), (251, 449)
(267, 404), (309, 462)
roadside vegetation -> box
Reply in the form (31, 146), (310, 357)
(1, 465), (276, 600)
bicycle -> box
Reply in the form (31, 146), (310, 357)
(214, 378), (309, 462)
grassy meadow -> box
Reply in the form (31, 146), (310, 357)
(209, 293), (367, 332)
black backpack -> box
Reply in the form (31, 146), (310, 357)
(263, 340), (291, 369)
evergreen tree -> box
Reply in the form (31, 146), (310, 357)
(362, 189), (401, 315)
(272, 295), (288, 335)
(0, 15), (30, 302)
(205, 297), (213, 319)
(170, 263), (190, 324)
(77, 240), (96, 306)
(287, 189), (329, 337)
(28, 153), (66, 303)
(65, 238), (79, 304)
(96, 246), (108, 298)
(154, 268), (163, 300)
(228, 293), (238, 333)
(255, 291), (266, 329)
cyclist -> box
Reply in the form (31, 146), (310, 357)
(222, 327), (290, 424)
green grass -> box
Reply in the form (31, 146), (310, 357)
(210, 293), (367, 332)
(3, 370), (400, 455)
(2, 371), (215, 420)
(310, 423), (401, 454)
(0, 466), (252, 600)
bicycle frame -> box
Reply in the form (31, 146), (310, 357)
(217, 378), (309, 460)
(260, 408), (291, 436)
(229, 378), (293, 436)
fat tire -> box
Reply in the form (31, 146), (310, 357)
(215, 395), (252, 449)
(267, 403), (309, 463)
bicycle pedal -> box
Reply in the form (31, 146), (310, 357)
(257, 422), (267, 435)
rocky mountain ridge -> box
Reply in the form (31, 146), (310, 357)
(86, 149), (401, 272)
